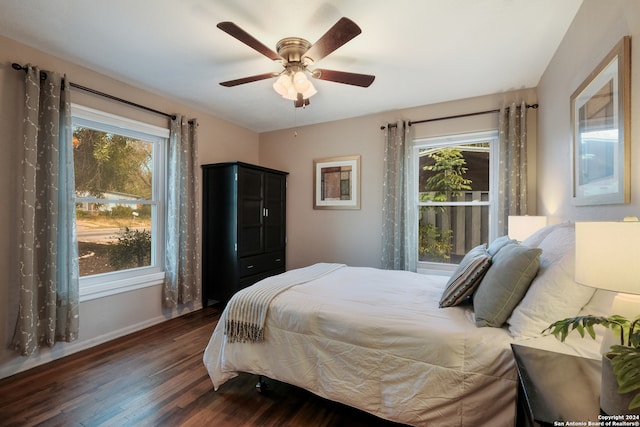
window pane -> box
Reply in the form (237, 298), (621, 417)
(419, 203), (489, 263)
(419, 143), (489, 202)
(73, 127), (153, 199)
(74, 126), (154, 277)
(417, 140), (492, 264)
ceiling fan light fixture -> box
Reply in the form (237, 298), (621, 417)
(283, 85), (298, 101)
(273, 70), (317, 102)
(293, 71), (310, 93)
(272, 74), (291, 97)
(301, 80), (317, 99)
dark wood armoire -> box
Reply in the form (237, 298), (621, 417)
(201, 162), (288, 306)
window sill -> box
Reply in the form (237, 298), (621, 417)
(79, 271), (165, 302)
(417, 262), (456, 277)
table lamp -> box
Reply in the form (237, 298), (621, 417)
(575, 220), (640, 415)
(575, 220), (640, 319)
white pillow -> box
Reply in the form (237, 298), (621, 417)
(578, 289), (616, 316)
(508, 225), (596, 338)
(521, 221), (573, 248)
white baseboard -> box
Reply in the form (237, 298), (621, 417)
(0, 304), (202, 380)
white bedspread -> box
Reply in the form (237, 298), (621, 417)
(203, 266), (518, 426)
(225, 263), (345, 343)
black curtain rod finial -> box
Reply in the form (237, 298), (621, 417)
(12, 62), (48, 80)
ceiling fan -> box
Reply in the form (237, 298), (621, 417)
(217, 17), (375, 108)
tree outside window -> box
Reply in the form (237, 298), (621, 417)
(418, 140), (491, 264)
(74, 127), (154, 277)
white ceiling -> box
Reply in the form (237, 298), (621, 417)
(0, 0), (583, 133)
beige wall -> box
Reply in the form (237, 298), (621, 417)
(537, 0), (640, 223)
(0, 35), (260, 378)
(260, 88), (537, 270)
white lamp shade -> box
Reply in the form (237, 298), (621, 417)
(272, 74), (292, 97)
(508, 215), (547, 241)
(272, 71), (317, 102)
(575, 221), (640, 294)
(292, 71), (310, 93)
(301, 80), (317, 99)
(283, 85), (297, 100)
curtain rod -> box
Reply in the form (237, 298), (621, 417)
(380, 103), (538, 130)
(12, 63), (177, 120)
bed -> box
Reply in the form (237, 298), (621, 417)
(203, 223), (608, 426)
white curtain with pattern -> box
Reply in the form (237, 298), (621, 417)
(12, 66), (80, 356)
(163, 116), (201, 307)
(381, 121), (416, 271)
(497, 101), (529, 235)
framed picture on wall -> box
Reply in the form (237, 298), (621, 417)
(571, 36), (631, 206)
(313, 155), (361, 209)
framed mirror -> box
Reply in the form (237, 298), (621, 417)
(571, 36), (631, 206)
(313, 155), (361, 209)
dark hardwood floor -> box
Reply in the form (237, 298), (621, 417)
(0, 306), (405, 427)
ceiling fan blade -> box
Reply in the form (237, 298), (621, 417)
(304, 17), (362, 63)
(313, 69), (375, 87)
(220, 72), (276, 87)
(217, 22), (280, 61)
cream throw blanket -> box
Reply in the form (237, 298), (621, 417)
(224, 263), (345, 343)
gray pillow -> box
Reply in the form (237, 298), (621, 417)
(487, 235), (517, 256)
(439, 244), (492, 308)
(473, 243), (542, 327)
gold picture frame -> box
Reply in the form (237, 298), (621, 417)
(571, 36), (631, 206)
(313, 155), (361, 209)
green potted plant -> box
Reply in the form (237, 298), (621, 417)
(544, 314), (640, 413)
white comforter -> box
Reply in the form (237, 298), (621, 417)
(203, 265), (518, 426)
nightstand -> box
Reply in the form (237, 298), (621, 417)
(511, 344), (601, 427)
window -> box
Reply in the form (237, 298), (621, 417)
(72, 105), (169, 300)
(413, 131), (499, 272)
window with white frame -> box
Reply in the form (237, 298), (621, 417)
(72, 104), (169, 300)
(413, 131), (499, 271)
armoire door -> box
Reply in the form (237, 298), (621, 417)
(264, 172), (286, 253)
(237, 166), (264, 257)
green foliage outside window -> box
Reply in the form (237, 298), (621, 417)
(419, 148), (472, 261)
(419, 223), (453, 260)
(74, 126), (155, 276)
(423, 148), (472, 200)
(109, 227), (151, 270)
(73, 128), (152, 198)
